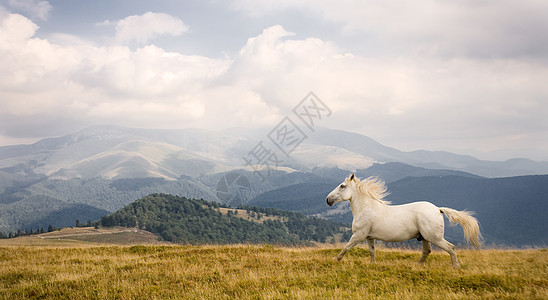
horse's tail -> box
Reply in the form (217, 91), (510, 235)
(439, 207), (482, 249)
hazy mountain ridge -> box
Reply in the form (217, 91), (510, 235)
(0, 126), (232, 180)
(309, 128), (548, 177)
(1, 125), (547, 181)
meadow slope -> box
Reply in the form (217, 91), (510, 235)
(0, 244), (546, 299)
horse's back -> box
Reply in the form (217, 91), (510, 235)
(391, 201), (440, 216)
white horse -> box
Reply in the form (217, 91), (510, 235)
(326, 174), (481, 268)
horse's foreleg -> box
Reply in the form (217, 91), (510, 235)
(336, 233), (366, 261)
(367, 238), (375, 263)
(418, 240), (431, 264)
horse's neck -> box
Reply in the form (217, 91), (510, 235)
(350, 194), (383, 216)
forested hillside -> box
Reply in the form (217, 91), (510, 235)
(0, 177), (217, 233)
(100, 194), (350, 245)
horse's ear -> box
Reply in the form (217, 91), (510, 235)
(350, 174), (355, 181)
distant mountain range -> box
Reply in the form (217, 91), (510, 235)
(1, 125), (547, 180)
(0, 125), (547, 246)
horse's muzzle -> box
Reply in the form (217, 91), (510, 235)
(326, 197), (334, 206)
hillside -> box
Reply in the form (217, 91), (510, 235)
(355, 162), (483, 182)
(249, 174), (548, 247)
(0, 177), (217, 233)
(0, 227), (167, 246)
(249, 182), (339, 215)
(99, 194), (351, 245)
(0, 168), (341, 234)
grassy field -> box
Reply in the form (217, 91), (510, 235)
(1, 239), (546, 299)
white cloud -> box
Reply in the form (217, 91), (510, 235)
(0, 7), (546, 158)
(7, 0), (51, 21)
(0, 11), (227, 130)
(81, 45), (229, 97)
(0, 12), (68, 94)
(108, 12), (189, 45)
(0, 9), (37, 42)
(231, 0), (548, 59)
(216, 24), (548, 154)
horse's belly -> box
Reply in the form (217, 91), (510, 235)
(369, 228), (418, 242)
(368, 218), (420, 242)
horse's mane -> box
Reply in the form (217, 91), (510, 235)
(347, 176), (391, 205)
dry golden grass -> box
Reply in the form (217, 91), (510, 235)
(1, 242), (546, 299)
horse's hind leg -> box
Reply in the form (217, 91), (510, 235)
(418, 240), (431, 264)
(431, 238), (460, 268)
(367, 238), (375, 263)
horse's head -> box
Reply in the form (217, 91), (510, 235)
(326, 174), (358, 206)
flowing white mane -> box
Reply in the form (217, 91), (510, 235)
(348, 176), (391, 205)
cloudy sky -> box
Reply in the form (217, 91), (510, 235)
(1, 0), (547, 160)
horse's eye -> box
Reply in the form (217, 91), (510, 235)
(340, 184), (346, 189)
